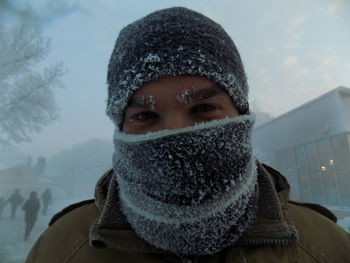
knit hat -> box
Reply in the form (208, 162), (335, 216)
(106, 7), (249, 128)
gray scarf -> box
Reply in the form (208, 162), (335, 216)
(112, 115), (258, 255)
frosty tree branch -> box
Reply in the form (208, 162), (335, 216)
(0, 22), (64, 148)
(0, 0), (79, 24)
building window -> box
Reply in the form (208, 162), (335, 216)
(295, 145), (312, 202)
(268, 132), (350, 207)
(331, 134), (350, 206)
(317, 138), (340, 206)
(305, 142), (326, 204)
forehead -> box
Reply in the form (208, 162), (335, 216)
(129, 75), (226, 102)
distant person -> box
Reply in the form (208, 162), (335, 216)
(8, 188), (24, 220)
(0, 196), (7, 220)
(26, 7), (350, 262)
(22, 191), (40, 241)
(41, 188), (52, 215)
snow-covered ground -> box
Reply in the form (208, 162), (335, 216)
(0, 199), (82, 263)
(338, 217), (350, 233)
(1, 200), (349, 263)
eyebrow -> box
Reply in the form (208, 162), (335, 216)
(128, 96), (155, 109)
(127, 85), (225, 109)
(176, 85), (225, 105)
(188, 86), (224, 101)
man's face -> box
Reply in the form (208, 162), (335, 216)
(122, 75), (239, 134)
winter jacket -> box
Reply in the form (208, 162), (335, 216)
(8, 192), (24, 206)
(25, 164), (350, 263)
(23, 197), (40, 222)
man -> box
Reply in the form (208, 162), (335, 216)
(25, 7), (350, 262)
(8, 188), (24, 220)
(23, 191), (40, 241)
(0, 196), (7, 220)
(41, 188), (52, 215)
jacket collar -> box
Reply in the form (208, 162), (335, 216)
(89, 162), (298, 253)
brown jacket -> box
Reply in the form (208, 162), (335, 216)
(25, 165), (350, 263)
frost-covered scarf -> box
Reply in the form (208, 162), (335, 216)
(112, 115), (258, 255)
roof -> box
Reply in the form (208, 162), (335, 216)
(254, 86), (350, 130)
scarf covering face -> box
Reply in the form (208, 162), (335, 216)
(113, 115), (258, 255)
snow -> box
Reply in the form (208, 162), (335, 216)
(113, 114), (258, 255)
(143, 53), (161, 63)
(338, 217), (350, 233)
(0, 22), (64, 148)
(0, 199), (81, 263)
(177, 45), (184, 51)
(106, 10), (250, 129)
(117, 157), (257, 222)
(132, 95), (155, 110)
(114, 114), (255, 142)
(176, 88), (195, 105)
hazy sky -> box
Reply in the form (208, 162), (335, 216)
(7, 0), (350, 159)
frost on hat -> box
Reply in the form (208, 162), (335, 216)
(106, 7), (249, 127)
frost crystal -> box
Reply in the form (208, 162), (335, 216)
(133, 95), (156, 110)
(106, 7), (249, 130)
(176, 88), (194, 105)
(0, 22), (64, 147)
(177, 45), (184, 51)
(144, 53), (161, 63)
(113, 115), (258, 255)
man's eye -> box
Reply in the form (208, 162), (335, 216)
(131, 111), (158, 121)
(191, 104), (219, 114)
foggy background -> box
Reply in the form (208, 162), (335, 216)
(5, 0), (350, 158)
(0, 0), (349, 262)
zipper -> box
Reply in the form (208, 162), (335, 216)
(237, 237), (297, 246)
(179, 238), (297, 262)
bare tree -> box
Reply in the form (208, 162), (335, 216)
(0, 0), (79, 23)
(0, 21), (64, 148)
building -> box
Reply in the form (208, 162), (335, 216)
(253, 86), (350, 213)
(0, 157), (55, 198)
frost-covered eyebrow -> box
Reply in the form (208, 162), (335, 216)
(188, 86), (224, 101)
(176, 86), (225, 105)
(127, 86), (224, 108)
(128, 96), (155, 109)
